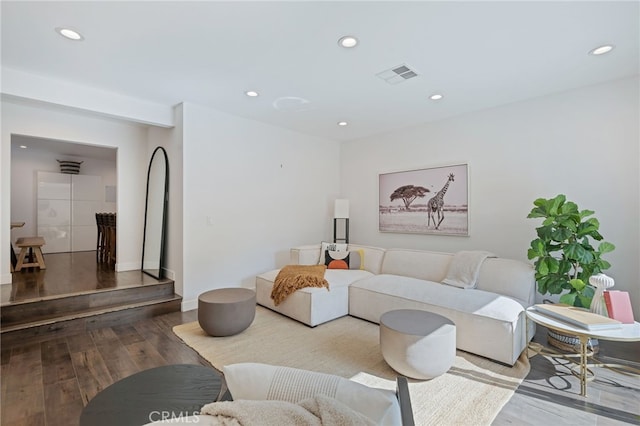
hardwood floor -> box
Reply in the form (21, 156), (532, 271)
(496, 334), (640, 425)
(2, 311), (638, 426)
(1, 310), (211, 426)
(2, 252), (166, 304)
(1, 254), (638, 425)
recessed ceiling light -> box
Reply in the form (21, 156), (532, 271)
(19, 145), (27, 149)
(338, 36), (358, 48)
(245, 90), (259, 97)
(337, 121), (348, 126)
(55, 27), (84, 41)
(589, 44), (615, 56)
(429, 94), (444, 101)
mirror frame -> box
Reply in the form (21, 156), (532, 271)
(141, 146), (169, 279)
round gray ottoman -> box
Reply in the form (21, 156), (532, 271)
(380, 309), (456, 380)
(198, 288), (256, 337)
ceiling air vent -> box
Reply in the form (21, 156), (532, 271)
(376, 64), (419, 85)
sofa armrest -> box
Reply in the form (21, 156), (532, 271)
(290, 245), (322, 265)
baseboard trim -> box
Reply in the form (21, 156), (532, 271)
(163, 267), (175, 280)
(116, 261), (140, 272)
(182, 298), (198, 312)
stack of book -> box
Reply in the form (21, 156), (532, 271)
(603, 290), (635, 324)
(534, 303), (622, 331)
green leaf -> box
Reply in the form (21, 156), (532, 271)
(598, 241), (615, 254)
(576, 221), (598, 238)
(551, 228), (572, 242)
(560, 219), (577, 232)
(536, 259), (549, 275)
(527, 206), (547, 218)
(536, 257), (559, 276)
(579, 209), (595, 219)
(536, 279), (550, 295)
(546, 276), (569, 294)
(557, 259), (572, 275)
(559, 292), (577, 306)
(568, 278), (586, 291)
(597, 259), (611, 270)
(536, 225), (554, 241)
(576, 287), (594, 308)
(549, 195), (566, 215)
(564, 243), (594, 263)
(561, 201), (579, 215)
(533, 198), (549, 209)
(528, 239), (545, 257)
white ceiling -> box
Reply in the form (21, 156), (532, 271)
(11, 134), (117, 161)
(2, 1), (639, 143)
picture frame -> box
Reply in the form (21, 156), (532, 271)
(379, 163), (468, 236)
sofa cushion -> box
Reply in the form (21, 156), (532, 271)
(476, 258), (535, 307)
(256, 268), (374, 327)
(258, 268), (372, 291)
(290, 244), (385, 274)
(348, 274), (531, 365)
(350, 274), (523, 322)
(223, 363), (401, 425)
(381, 249), (452, 281)
(318, 242), (348, 264)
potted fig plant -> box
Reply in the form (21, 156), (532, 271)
(527, 194), (615, 351)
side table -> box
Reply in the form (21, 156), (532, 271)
(525, 307), (640, 397)
(198, 287), (256, 336)
(79, 364), (223, 426)
(380, 309), (456, 379)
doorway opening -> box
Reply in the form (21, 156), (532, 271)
(7, 134), (119, 303)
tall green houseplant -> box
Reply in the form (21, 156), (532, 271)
(527, 194), (615, 308)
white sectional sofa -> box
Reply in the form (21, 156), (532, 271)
(255, 244), (536, 366)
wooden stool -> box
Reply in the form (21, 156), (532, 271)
(14, 237), (46, 272)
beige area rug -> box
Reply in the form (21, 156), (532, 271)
(174, 306), (529, 425)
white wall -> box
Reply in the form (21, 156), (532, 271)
(1, 99), (149, 282)
(180, 102), (340, 308)
(11, 147), (117, 244)
(341, 76), (640, 318)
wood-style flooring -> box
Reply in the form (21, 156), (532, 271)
(2, 252), (166, 304)
(1, 254), (639, 425)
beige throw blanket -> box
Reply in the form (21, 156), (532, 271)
(271, 265), (329, 306)
(199, 395), (375, 425)
(441, 250), (496, 289)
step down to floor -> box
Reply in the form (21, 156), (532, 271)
(1, 281), (182, 348)
(1, 281), (175, 326)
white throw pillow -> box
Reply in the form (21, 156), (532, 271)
(318, 242), (348, 264)
(222, 363), (401, 425)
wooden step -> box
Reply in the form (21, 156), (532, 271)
(1, 281), (175, 326)
(1, 294), (182, 348)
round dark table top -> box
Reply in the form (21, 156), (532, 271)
(80, 364), (222, 426)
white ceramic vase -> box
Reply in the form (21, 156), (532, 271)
(589, 273), (615, 316)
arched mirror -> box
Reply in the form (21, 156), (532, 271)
(142, 146), (169, 279)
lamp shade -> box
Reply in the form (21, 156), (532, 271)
(334, 199), (350, 218)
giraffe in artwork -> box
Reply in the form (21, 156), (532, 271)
(427, 173), (455, 230)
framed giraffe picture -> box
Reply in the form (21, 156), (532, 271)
(379, 163), (469, 236)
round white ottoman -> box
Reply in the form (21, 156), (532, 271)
(380, 309), (456, 380)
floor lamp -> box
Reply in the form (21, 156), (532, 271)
(333, 199), (349, 244)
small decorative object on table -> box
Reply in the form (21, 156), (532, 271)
(589, 273), (615, 317)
